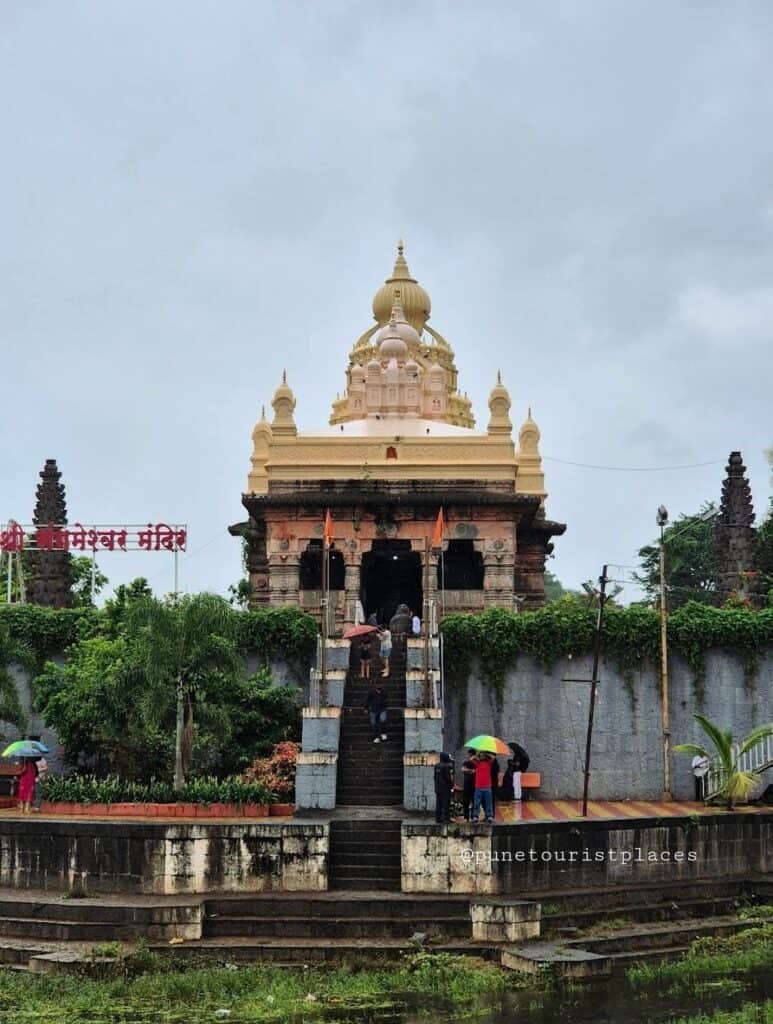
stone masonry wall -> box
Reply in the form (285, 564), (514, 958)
(0, 819), (328, 895)
(444, 649), (773, 801)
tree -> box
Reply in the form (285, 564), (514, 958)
(674, 713), (773, 809)
(34, 634), (171, 779)
(125, 593), (243, 789)
(634, 503), (718, 608)
(0, 621), (30, 734)
(543, 570), (566, 602)
(70, 557), (109, 607)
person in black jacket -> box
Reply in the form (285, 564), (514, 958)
(364, 684), (388, 743)
(489, 756), (500, 816)
(461, 750), (476, 821)
(434, 752), (454, 823)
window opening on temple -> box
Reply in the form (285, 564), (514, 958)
(299, 540), (345, 590)
(440, 539), (484, 590)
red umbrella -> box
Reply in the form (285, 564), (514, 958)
(343, 624), (379, 639)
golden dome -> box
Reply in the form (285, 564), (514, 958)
(372, 241), (431, 333)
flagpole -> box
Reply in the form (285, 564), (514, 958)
(423, 535), (430, 706)
(321, 513), (330, 707)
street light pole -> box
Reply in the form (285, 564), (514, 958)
(657, 506), (671, 800)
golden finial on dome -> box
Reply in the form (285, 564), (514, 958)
(487, 372), (512, 436)
(519, 407), (541, 454)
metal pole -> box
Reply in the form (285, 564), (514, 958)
(423, 536), (430, 707)
(659, 526), (672, 800)
(582, 565), (608, 817)
(90, 550), (97, 605)
(320, 538), (329, 706)
(5, 552), (11, 604)
(174, 545), (179, 602)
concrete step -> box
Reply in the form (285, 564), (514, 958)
(567, 914), (773, 955)
(0, 899), (197, 926)
(204, 915), (471, 939)
(0, 943), (47, 966)
(543, 895), (757, 935)
(150, 938), (495, 963)
(205, 896), (469, 919)
(0, 917), (135, 942)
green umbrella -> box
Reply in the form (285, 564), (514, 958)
(2, 740), (48, 758)
(464, 735), (512, 756)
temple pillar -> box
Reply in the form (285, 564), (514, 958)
(344, 558), (361, 628)
(482, 538), (516, 610)
(268, 548), (301, 606)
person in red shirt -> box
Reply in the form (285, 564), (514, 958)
(472, 753), (494, 823)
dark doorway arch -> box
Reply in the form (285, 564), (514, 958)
(360, 539), (422, 625)
(299, 540), (344, 590)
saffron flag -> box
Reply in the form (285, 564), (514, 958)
(431, 507), (444, 549)
(323, 509), (334, 548)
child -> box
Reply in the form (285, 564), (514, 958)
(359, 637), (372, 679)
(379, 627), (392, 677)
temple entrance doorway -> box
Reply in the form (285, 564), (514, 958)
(360, 540), (422, 626)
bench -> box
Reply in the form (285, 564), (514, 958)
(0, 764), (21, 798)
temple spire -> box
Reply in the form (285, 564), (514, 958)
(26, 459), (74, 607)
(715, 451), (759, 603)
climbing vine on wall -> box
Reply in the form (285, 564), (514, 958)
(0, 604), (317, 676)
(441, 600), (773, 707)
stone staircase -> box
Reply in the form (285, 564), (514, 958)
(335, 643), (406, 808)
(327, 818), (403, 891)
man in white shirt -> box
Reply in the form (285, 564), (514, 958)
(691, 754), (709, 802)
(411, 610), (421, 635)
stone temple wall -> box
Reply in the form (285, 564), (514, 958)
(443, 649), (773, 801)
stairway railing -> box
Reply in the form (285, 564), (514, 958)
(705, 732), (773, 800)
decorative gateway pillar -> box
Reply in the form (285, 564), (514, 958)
(268, 538), (301, 606)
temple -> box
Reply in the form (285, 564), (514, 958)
(230, 243), (565, 628)
(26, 458), (74, 608)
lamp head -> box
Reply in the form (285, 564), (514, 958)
(656, 505), (669, 527)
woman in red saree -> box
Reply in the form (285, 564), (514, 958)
(17, 759), (36, 813)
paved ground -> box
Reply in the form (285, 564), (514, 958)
(0, 800), (767, 826)
(493, 798), (769, 823)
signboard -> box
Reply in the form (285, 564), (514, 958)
(0, 523), (187, 554)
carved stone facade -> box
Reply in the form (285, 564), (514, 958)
(26, 459), (74, 608)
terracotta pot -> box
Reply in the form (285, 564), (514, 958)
(243, 803), (269, 818)
(269, 803), (295, 817)
(207, 803), (232, 817)
(179, 803), (198, 818)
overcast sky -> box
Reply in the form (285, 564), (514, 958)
(2, 1), (772, 603)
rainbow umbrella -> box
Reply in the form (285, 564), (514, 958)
(2, 740), (48, 758)
(464, 735), (512, 756)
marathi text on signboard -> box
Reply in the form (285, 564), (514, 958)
(0, 523), (187, 554)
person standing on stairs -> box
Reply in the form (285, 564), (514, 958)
(379, 626), (392, 677)
(359, 636), (373, 680)
(434, 752), (454, 823)
(365, 682), (388, 743)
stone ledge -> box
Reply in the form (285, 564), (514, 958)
(404, 753), (440, 767)
(296, 752), (338, 766)
(302, 707), (341, 719)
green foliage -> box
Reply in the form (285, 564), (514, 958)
(441, 601), (773, 702)
(627, 923), (773, 993)
(0, 605), (93, 667)
(32, 602), (303, 783)
(634, 503), (719, 608)
(43, 773), (274, 805)
(233, 606), (317, 661)
(0, 621), (30, 732)
(70, 558), (109, 608)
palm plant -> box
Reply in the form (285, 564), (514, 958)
(125, 594), (241, 789)
(675, 713), (773, 809)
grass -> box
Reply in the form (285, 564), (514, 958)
(670, 1003), (773, 1024)
(0, 952), (508, 1023)
(627, 924), (773, 994)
